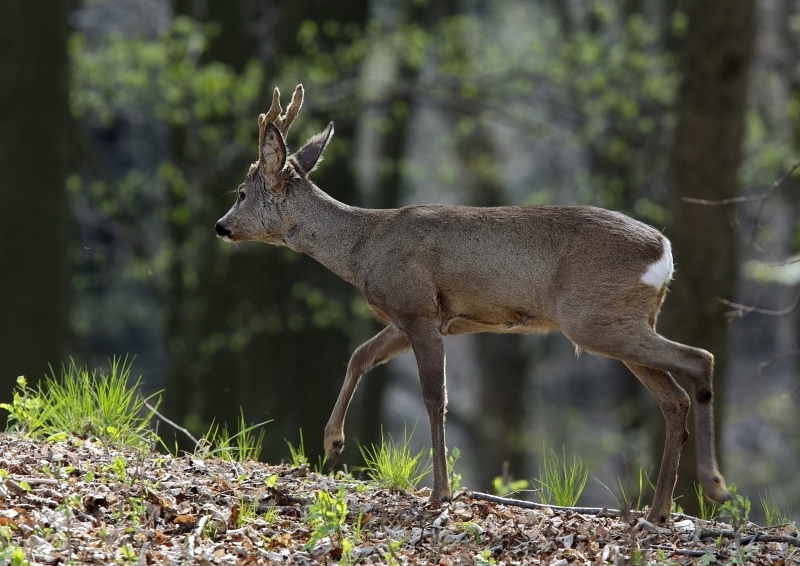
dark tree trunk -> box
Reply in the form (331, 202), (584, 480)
(662, 0), (754, 516)
(0, 1), (73, 392)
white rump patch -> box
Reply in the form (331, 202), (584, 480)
(640, 238), (674, 288)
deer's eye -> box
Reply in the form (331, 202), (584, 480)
(238, 191), (246, 203)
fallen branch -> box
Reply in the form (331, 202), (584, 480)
(467, 491), (634, 517)
(697, 528), (800, 547)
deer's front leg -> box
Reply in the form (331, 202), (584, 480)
(404, 318), (449, 503)
(324, 325), (410, 466)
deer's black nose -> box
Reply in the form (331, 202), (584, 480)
(215, 222), (232, 238)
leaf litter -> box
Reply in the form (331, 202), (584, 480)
(0, 434), (797, 565)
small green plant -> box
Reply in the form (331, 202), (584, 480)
(200, 408), (269, 463)
(338, 512), (364, 566)
(759, 489), (789, 527)
(476, 547), (496, 565)
(461, 521), (484, 541)
(536, 445), (589, 507)
(118, 543), (137, 564)
(0, 545), (29, 566)
(105, 456), (129, 482)
(286, 429), (309, 467)
(0, 376), (43, 433)
(303, 487), (348, 550)
(358, 428), (431, 492)
(260, 504), (279, 525)
(596, 466), (649, 512)
(695, 482), (717, 520)
(448, 447), (463, 492)
(1, 358), (161, 448)
(383, 538), (404, 566)
(235, 497), (257, 526)
(719, 486), (752, 566)
(491, 474), (530, 497)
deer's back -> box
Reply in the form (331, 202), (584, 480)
(357, 204), (669, 335)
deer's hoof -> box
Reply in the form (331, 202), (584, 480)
(645, 507), (669, 525)
(428, 488), (451, 504)
(323, 436), (344, 468)
(703, 474), (732, 504)
(703, 475), (733, 503)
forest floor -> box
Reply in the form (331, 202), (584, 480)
(0, 434), (798, 565)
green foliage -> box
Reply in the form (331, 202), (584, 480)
(476, 547), (496, 565)
(719, 488), (751, 528)
(70, 17), (262, 130)
(199, 408), (269, 463)
(695, 482), (718, 521)
(358, 428), (431, 492)
(448, 446), (463, 492)
(759, 489), (790, 527)
(303, 488), (349, 550)
(719, 487), (752, 566)
(286, 429), (308, 467)
(491, 464), (530, 498)
(596, 466), (649, 512)
(1, 357), (161, 448)
(0, 377), (43, 433)
(536, 445), (589, 507)
(383, 538), (404, 566)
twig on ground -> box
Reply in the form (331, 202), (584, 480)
(697, 528), (800, 547)
(143, 397), (201, 451)
(467, 491), (636, 518)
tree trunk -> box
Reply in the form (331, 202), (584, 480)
(0, 1), (73, 392)
(662, 0), (754, 516)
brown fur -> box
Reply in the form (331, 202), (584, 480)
(215, 85), (731, 524)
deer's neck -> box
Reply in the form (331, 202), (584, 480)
(283, 185), (372, 286)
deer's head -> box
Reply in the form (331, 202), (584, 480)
(215, 84), (333, 245)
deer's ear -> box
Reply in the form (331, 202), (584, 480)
(259, 122), (286, 175)
(294, 122), (334, 174)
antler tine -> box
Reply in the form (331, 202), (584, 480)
(257, 113), (267, 150)
(262, 87), (283, 125)
(258, 85), (305, 150)
(276, 84), (304, 136)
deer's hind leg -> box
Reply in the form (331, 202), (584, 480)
(615, 332), (730, 509)
(624, 362), (690, 523)
(324, 325), (410, 466)
(565, 321), (730, 521)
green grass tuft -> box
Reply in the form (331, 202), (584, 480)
(1, 357), (161, 448)
(536, 445), (588, 507)
(199, 408), (269, 463)
(358, 427), (431, 492)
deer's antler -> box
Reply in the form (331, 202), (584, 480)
(258, 84), (304, 149)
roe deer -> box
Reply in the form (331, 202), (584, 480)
(214, 84), (731, 523)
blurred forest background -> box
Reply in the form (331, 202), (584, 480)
(1, 0), (798, 522)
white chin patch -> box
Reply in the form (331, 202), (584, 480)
(640, 238), (674, 288)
